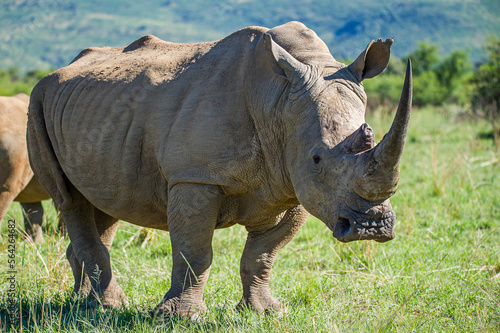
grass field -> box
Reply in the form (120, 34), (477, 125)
(1, 106), (499, 332)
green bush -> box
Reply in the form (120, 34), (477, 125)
(407, 42), (440, 76)
(412, 70), (447, 107)
(435, 49), (473, 105)
(0, 67), (53, 96)
(364, 73), (403, 111)
(366, 42), (473, 110)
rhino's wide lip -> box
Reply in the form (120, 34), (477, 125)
(332, 210), (396, 243)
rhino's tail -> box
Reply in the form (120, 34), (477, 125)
(27, 85), (73, 211)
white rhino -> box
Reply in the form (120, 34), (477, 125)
(27, 21), (412, 318)
(0, 93), (53, 242)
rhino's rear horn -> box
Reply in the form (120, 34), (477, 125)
(344, 123), (375, 154)
(354, 59), (412, 200)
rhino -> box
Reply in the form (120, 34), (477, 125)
(27, 21), (412, 318)
(0, 93), (54, 242)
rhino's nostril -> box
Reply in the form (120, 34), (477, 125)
(334, 217), (351, 238)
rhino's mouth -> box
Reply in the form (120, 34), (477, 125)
(332, 211), (395, 243)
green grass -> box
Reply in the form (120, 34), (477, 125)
(1, 107), (499, 332)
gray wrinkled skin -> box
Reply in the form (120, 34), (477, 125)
(0, 93), (51, 242)
(27, 21), (412, 317)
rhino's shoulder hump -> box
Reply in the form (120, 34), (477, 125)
(70, 35), (165, 64)
(70, 45), (119, 65)
(122, 34), (168, 52)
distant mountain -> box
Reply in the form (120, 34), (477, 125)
(1, 0), (498, 72)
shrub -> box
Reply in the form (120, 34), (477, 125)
(412, 70), (448, 107)
(407, 42), (440, 76)
(470, 35), (500, 146)
(0, 67), (53, 96)
(435, 49), (473, 106)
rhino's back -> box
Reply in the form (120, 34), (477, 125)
(0, 94), (30, 155)
(31, 27), (268, 227)
(0, 94), (40, 202)
(65, 34), (217, 85)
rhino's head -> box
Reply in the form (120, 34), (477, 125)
(265, 32), (412, 243)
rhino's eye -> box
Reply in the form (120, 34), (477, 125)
(309, 147), (325, 172)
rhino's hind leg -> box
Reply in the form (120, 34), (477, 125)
(66, 208), (122, 305)
(238, 206), (309, 313)
(66, 243), (91, 297)
(154, 183), (221, 320)
(20, 202), (44, 243)
(60, 185), (127, 308)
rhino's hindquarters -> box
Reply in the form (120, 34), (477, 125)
(27, 94), (128, 307)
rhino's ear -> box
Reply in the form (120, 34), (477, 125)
(348, 38), (393, 82)
(264, 33), (309, 82)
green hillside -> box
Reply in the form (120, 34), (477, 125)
(1, 0), (499, 72)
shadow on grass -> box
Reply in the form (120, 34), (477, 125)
(478, 130), (495, 140)
(0, 296), (231, 332)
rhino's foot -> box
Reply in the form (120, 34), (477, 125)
(153, 298), (206, 322)
(25, 233), (44, 244)
(23, 227), (44, 244)
(75, 279), (92, 299)
(102, 292), (129, 309)
(81, 296), (129, 310)
(80, 286), (129, 309)
(33, 234), (45, 243)
(237, 295), (286, 314)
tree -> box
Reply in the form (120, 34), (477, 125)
(407, 42), (440, 76)
(412, 70), (446, 107)
(0, 67), (52, 96)
(471, 35), (500, 146)
(435, 49), (472, 105)
(406, 42), (447, 107)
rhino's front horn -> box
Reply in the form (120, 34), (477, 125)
(354, 59), (412, 200)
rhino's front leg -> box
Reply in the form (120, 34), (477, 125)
(238, 205), (309, 313)
(154, 183), (221, 320)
